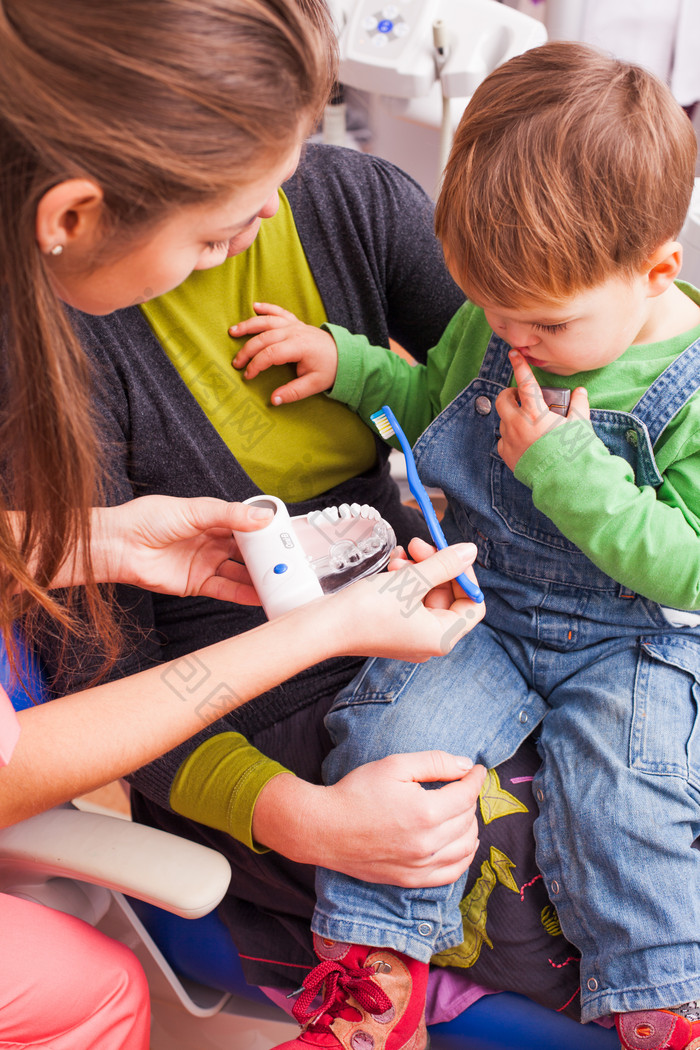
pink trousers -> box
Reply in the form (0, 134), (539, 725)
(0, 893), (150, 1049)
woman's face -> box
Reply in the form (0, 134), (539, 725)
(50, 144), (301, 315)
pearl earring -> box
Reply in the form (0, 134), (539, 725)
(49, 244), (64, 256)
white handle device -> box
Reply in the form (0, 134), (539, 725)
(233, 495), (324, 620)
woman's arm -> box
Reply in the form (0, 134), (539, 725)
(251, 753), (485, 887)
(171, 538), (485, 886)
(251, 539), (486, 887)
(0, 542), (481, 827)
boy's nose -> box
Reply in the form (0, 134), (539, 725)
(504, 323), (539, 348)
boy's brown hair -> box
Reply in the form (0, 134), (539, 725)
(435, 41), (698, 307)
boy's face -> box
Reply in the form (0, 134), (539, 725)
(470, 273), (655, 376)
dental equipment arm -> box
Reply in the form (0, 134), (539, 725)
(334, 0), (545, 102)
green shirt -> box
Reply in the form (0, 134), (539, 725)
(329, 283), (700, 611)
(151, 191), (374, 844)
(141, 190), (376, 504)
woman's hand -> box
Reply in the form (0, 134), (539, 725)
(495, 349), (590, 471)
(318, 539), (484, 663)
(230, 302), (338, 404)
(89, 495), (273, 602)
(252, 753), (486, 885)
(387, 535), (482, 606)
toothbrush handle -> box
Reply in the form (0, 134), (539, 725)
(383, 407), (484, 604)
(406, 457), (484, 604)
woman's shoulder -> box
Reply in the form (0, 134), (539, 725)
(285, 143), (430, 212)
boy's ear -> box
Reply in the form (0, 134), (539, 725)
(35, 178), (104, 256)
(643, 239), (683, 298)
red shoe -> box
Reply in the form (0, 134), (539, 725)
(275, 935), (429, 1050)
(616, 1009), (700, 1049)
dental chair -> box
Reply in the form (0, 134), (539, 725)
(0, 637), (618, 1050)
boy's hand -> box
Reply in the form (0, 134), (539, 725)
(229, 302), (338, 405)
(495, 349), (590, 471)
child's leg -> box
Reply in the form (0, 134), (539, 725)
(532, 637), (700, 1031)
(0, 893), (150, 1049)
(314, 622), (546, 962)
(271, 627), (546, 1050)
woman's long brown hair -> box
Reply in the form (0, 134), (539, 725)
(0, 0), (336, 685)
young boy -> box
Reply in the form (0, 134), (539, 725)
(232, 41), (700, 1050)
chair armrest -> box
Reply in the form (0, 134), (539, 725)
(0, 807), (231, 919)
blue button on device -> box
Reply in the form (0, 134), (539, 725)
(377, 18), (393, 32)
(273, 563), (288, 574)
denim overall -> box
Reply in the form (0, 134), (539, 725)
(314, 334), (700, 1022)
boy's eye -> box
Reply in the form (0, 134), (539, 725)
(205, 240), (229, 252)
(533, 322), (569, 334)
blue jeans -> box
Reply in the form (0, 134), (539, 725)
(313, 623), (700, 1022)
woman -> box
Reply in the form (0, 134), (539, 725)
(0, 0), (484, 1043)
(61, 140), (487, 992)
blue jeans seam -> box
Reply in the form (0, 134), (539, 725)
(581, 972), (700, 1024)
(311, 914), (464, 965)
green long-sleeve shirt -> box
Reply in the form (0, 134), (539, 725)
(328, 284), (700, 612)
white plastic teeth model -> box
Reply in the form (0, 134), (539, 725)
(307, 506), (339, 525)
(233, 495), (396, 620)
(306, 503), (380, 526)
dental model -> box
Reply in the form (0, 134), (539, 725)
(233, 495), (396, 619)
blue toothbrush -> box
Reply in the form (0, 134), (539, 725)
(370, 405), (484, 603)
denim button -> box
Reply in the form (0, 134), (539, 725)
(625, 429), (639, 447)
(475, 396), (492, 416)
(550, 880), (560, 895)
(518, 709), (528, 724)
(417, 922), (433, 936)
(587, 978), (599, 992)
(536, 789), (544, 803)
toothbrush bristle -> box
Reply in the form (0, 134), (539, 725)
(370, 410), (395, 440)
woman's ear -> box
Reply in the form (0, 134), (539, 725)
(644, 239), (683, 298)
(35, 179), (104, 257)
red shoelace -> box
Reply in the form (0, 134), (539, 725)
(292, 957), (393, 1032)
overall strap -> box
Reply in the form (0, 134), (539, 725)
(478, 329), (700, 449)
(477, 333), (514, 387)
(630, 334), (700, 446)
